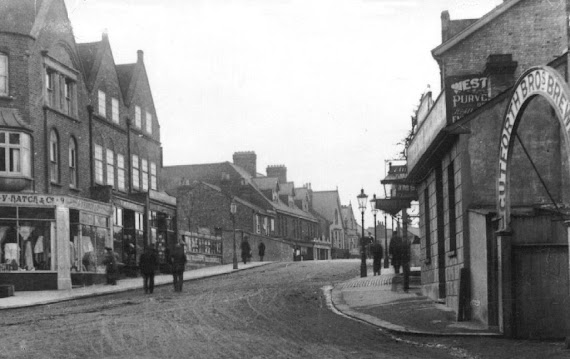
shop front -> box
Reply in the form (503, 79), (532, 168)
(0, 194), (112, 291)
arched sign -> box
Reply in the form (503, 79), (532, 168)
(497, 65), (570, 231)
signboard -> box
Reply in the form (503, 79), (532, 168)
(445, 74), (491, 123)
(375, 198), (412, 215)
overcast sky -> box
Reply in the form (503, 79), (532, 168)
(64, 0), (502, 227)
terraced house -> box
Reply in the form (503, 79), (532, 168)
(0, 0), (176, 291)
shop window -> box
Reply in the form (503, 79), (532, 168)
(106, 148), (114, 187)
(0, 208), (55, 272)
(94, 144), (104, 184)
(49, 130), (59, 183)
(150, 162), (157, 190)
(0, 131), (31, 177)
(111, 97), (119, 123)
(0, 53), (7, 96)
(98, 90), (106, 117)
(77, 212), (109, 273)
(141, 158), (148, 191)
(117, 154), (125, 191)
(135, 106), (141, 129)
(112, 207), (123, 265)
(69, 137), (77, 188)
(132, 154), (140, 190)
(145, 111), (152, 134)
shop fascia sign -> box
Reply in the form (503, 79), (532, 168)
(0, 193), (111, 214)
(445, 74), (491, 124)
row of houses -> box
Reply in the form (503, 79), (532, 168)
(0, 0), (363, 292)
(382, 0), (570, 340)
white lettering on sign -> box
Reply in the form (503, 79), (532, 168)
(498, 66), (570, 230)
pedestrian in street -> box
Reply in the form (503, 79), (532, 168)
(258, 241), (266, 262)
(389, 231), (403, 274)
(103, 247), (119, 285)
(371, 241), (383, 276)
(401, 237), (411, 292)
(170, 242), (187, 292)
(139, 247), (158, 294)
(241, 237), (251, 265)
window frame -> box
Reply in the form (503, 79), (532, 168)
(0, 53), (7, 96)
(141, 158), (149, 191)
(117, 154), (125, 191)
(98, 90), (106, 118)
(111, 97), (119, 124)
(0, 131), (31, 177)
(145, 111), (152, 134)
(69, 137), (77, 188)
(106, 148), (115, 187)
(132, 154), (140, 190)
(150, 161), (157, 190)
(94, 144), (104, 184)
(135, 106), (141, 129)
(49, 130), (59, 183)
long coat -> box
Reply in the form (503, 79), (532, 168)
(139, 250), (158, 275)
(241, 240), (251, 259)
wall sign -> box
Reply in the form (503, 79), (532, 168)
(445, 74), (491, 123)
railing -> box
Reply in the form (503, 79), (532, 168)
(407, 91), (447, 171)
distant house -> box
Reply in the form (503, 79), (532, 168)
(311, 190), (346, 259)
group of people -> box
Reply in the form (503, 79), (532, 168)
(240, 237), (265, 264)
(369, 232), (411, 291)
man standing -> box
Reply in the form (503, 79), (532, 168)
(170, 243), (187, 292)
(258, 241), (266, 262)
(139, 247), (158, 294)
(371, 241), (383, 276)
(389, 231), (403, 274)
(240, 237), (251, 265)
(103, 247), (119, 285)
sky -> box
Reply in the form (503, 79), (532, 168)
(63, 0), (502, 228)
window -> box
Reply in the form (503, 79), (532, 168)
(255, 215), (260, 234)
(114, 207), (123, 227)
(98, 90), (106, 117)
(63, 79), (74, 116)
(94, 144), (103, 184)
(135, 106), (141, 129)
(0, 131), (31, 176)
(132, 155), (140, 190)
(49, 130), (59, 183)
(106, 149), (114, 187)
(448, 161), (457, 253)
(270, 218), (275, 233)
(135, 211), (144, 231)
(141, 159), (149, 191)
(150, 162), (157, 190)
(117, 154), (125, 191)
(111, 97), (119, 123)
(46, 71), (55, 107)
(69, 138), (77, 188)
(145, 111), (152, 134)
(0, 54), (7, 96)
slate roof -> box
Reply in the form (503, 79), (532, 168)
(0, 108), (31, 130)
(251, 177), (279, 191)
(0, 0), (41, 36)
(312, 190), (342, 224)
(116, 63), (136, 103)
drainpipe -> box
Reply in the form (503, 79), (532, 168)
(87, 105), (94, 188)
(126, 118), (132, 193)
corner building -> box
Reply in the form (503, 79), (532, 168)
(0, 0), (176, 290)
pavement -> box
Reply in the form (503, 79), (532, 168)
(0, 259), (502, 337)
(330, 262), (502, 337)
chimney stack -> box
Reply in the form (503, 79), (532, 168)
(267, 165), (287, 184)
(233, 151), (257, 177)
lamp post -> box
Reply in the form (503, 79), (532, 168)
(371, 194), (378, 244)
(357, 189), (368, 277)
(383, 212), (389, 268)
(230, 199), (238, 270)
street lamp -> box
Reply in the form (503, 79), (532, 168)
(357, 188), (368, 278)
(230, 199), (238, 270)
(383, 212), (389, 268)
(371, 194), (378, 244)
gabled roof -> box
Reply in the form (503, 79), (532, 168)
(252, 177), (279, 191)
(197, 181), (268, 214)
(279, 182), (295, 196)
(0, 0), (39, 36)
(312, 190), (343, 224)
(116, 63), (136, 101)
(76, 41), (101, 89)
(432, 0), (522, 57)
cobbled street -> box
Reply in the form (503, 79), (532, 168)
(0, 261), (567, 359)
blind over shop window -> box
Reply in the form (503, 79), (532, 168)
(0, 207), (55, 272)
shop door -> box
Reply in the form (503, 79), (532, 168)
(512, 244), (568, 339)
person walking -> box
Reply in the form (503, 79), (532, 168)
(139, 247), (158, 294)
(258, 241), (266, 262)
(240, 237), (251, 265)
(103, 247), (119, 285)
(371, 241), (383, 276)
(389, 231), (403, 274)
(170, 243), (187, 292)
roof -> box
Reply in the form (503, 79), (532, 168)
(116, 63), (135, 102)
(198, 181), (268, 214)
(432, 0), (522, 57)
(0, 0), (38, 36)
(312, 190), (342, 223)
(76, 41), (100, 87)
(0, 108), (30, 130)
(279, 182), (295, 196)
(252, 177), (279, 191)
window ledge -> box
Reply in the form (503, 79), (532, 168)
(448, 250), (457, 258)
(69, 187), (81, 193)
(0, 95), (14, 101)
(45, 106), (80, 123)
(50, 182), (62, 188)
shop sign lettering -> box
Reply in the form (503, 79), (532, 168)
(498, 66), (570, 230)
(445, 74), (490, 123)
(0, 193), (112, 215)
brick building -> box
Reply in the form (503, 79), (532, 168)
(163, 152), (322, 265)
(406, 0), (570, 338)
(0, 0), (176, 290)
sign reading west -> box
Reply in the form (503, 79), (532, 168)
(445, 74), (491, 123)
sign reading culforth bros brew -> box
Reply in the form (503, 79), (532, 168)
(445, 74), (491, 123)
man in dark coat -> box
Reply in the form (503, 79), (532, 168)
(389, 232), (403, 274)
(258, 241), (266, 262)
(241, 237), (251, 265)
(170, 243), (187, 292)
(371, 241), (383, 276)
(139, 247), (158, 294)
(102, 247), (119, 285)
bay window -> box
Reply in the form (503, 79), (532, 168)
(0, 131), (31, 177)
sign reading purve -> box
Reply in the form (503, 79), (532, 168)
(445, 74), (491, 123)
(497, 66), (570, 231)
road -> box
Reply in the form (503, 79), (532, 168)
(0, 261), (567, 358)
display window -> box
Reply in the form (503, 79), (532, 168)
(0, 207), (54, 271)
(69, 211), (109, 273)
